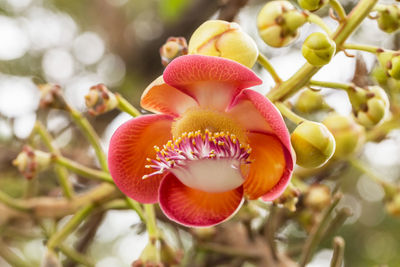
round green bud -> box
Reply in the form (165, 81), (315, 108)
(322, 113), (366, 158)
(257, 1), (307, 47)
(295, 89), (327, 113)
(298, 0), (326, 11)
(291, 121), (335, 168)
(388, 54), (400, 80)
(302, 32), (336, 66)
(372, 65), (389, 85)
(377, 5), (400, 33)
(352, 86), (390, 127)
(378, 51), (400, 80)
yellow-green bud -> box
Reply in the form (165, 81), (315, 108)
(372, 65), (389, 85)
(302, 32), (336, 66)
(298, 0), (327, 11)
(304, 184), (331, 211)
(38, 84), (67, 110)
(291, 121), (335, 168)
(188, 20), (258, 68)
(348, 86), (390, 127)
(322, 113), (366, 158)
(295, 88), (328, 113)
(12, 146), (51, 180)
(132, 242), (161, 267)
(377, 4), (400, 33)
(378, 51), (400, 80)
(85, 84), (118, 116)
(160, 37), (188, 66)
(257, 1), (307, 47)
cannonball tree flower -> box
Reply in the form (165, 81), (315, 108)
(108, 55), (294, 227)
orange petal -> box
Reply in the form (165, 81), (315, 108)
(163, 55), (262, 111)
(141, 76), (198, 117)
(159, 173), (244, 227)
(108, 114), (173, 203)
(243, 132), (286, 200)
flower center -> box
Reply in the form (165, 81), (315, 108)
(143, 130), (251, 193)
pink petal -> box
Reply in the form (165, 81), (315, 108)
(159, 173), (244, 227)
(163, 55), (262, 111)
(108, 114), (173, 203)
(228, 89), (294, 200)
(141, 76), (198, 117)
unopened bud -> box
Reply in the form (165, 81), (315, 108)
(38, 84), (67, 110)
(322, 113), (365, 158)
(85, 84), (118, 116)
(132, 242), (162, 267)
(348, 86), (390, 127)
(160, 37), (188, 66)
(12, 146), (51, 179)
(304, 184), (331, 211)
(302, 32), (336, 66)
(160, 239), (182, 266)
(378, 51), (400, 80)
(274, 183), (300, 212)
(298, 0), (327, 11)
(188, 20), (258, 68)
(257, 1), (307, 47)
(377, 4), (400, 33)
(295, 88), (328, 113)
(291, 121), (335, 168)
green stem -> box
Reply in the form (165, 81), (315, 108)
(35, 121), (74, 199)
(115, 93), (141, 117)
(330, 237), (345, 267)
(309, 80), (355, 92)
(126, 198), (146, 223)
(0, 190), (30, 212)
(0, 241), (30, 267)
(299, 193), (342, 267)
(267, 0), (379, 102)
(59, 244), (94, 267)
(47, 203), (95, 251)
(54, 155), (113, 183)
(329, 0), (347, 21)
(144, 204), (158, 241)
(342, 43), (383, 54)
(322, 207), (352, 239)
(275, 102), (305, 125)
(373, 4), (387, 12)
(68, 107), (108, 171)
(307, 13), (333, 35)
(257, 54), (282, 84)
(349, 158), (397, 198)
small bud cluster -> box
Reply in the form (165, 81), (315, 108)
(378, 51), (400, 80)
(38, 84), (68, 110)
(160, 37), (188, 67)
(12, 146), (51, 180)
(347, 85), (390, 127)
(376, 4), (400, 33)
(257, 1), (307, 47)
(85, 84), (118, 116)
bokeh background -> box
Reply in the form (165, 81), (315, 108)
(0, 0), (400, 266)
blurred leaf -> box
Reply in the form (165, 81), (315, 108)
(159, 0), (189, 22)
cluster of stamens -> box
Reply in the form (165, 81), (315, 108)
(143, 130), (252, 179)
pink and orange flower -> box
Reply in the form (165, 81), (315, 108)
(108, 55), (294, 227)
